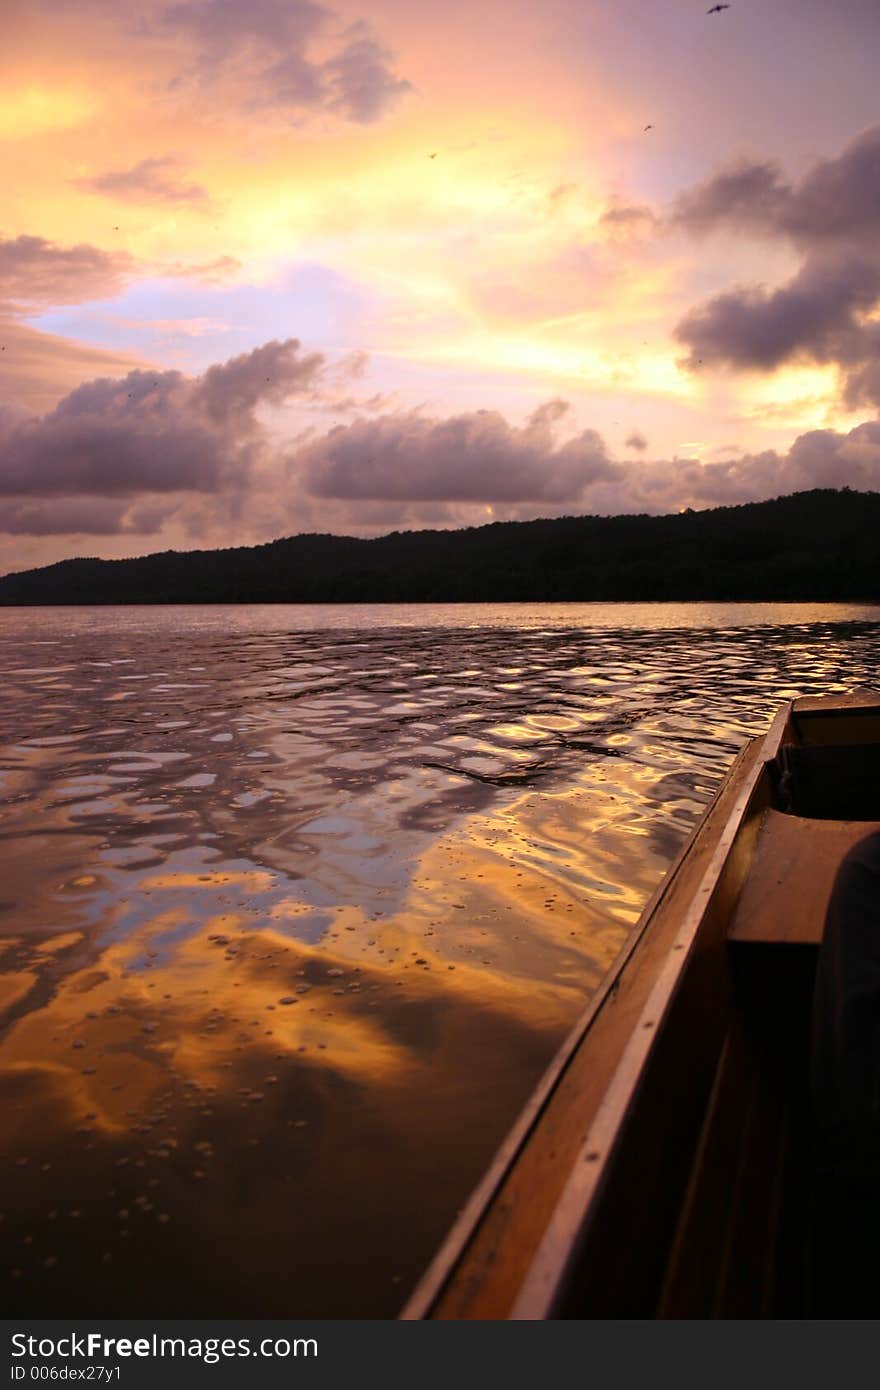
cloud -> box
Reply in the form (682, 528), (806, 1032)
(76, 156), (209, 204)
(0, 339), (325, 535)
(673, 160), (790, 238)
(603, 421), (880, 515)
(0, 497), (159, 537)
(194, 337), (324, 423)
(599, 203), (658, 238)
(160, 0), (327, 62)
(5, 376), (880, 541)
(675, 254), (880, 372)
(0, 234), (132, 307)
(286, 404), (880, 526)
(319, 27), (413, 124)
(625, 431), (648, 451)
(672, 126), (880, 403)
(297, 399), (619, 503)
(673, 126), (880, 249)
(0, 234), (244, 323)
(159, 0), (412, 125)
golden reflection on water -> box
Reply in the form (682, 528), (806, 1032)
(1, 608), (878, 1314)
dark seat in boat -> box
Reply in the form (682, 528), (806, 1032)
(724, 737), (880, 1316)
(777, 742), (880, 821)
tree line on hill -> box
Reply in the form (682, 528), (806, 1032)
(1, 489), (878, 604)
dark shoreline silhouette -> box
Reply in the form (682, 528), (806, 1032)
(1, 488), (879, 605)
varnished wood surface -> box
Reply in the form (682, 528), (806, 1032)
(728, 810), (880, 945)
(794, 688), (880, 714)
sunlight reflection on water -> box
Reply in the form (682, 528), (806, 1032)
(0, 603), (878, 1315)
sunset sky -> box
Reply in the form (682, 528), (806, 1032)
(2, 0), (879, 572)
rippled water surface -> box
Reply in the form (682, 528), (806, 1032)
(1, 602), (878, 1315)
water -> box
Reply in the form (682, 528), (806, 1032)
(0, 602), (878, 1315)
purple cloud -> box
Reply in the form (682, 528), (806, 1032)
(600, 203), (658, 237)
(672, 126), (880, 401)
(0, 339), (325, 528)
(673, 127), (880, 249)
(0, 235), (131, 307)
(4, 383), (880, 538)
(76, 157), (209, 205)
(673, 160), (790, 238)
(159, 0), (411, 124)
(283, 408), (880, 526)
(161, 0), (326, 59)
(675, 254), (880, 371)
(298, 400), (619, 503)
(320, 29), (413, 124)
(0, 497), (158, 536)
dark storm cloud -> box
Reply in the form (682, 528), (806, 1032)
(76, 157), (209, 205)
(840, 323), (880, 410)
(297, 400), (619, 503)
(0, 339), (325, 526)
(672, 160), (790, 237)
(160, 0), (412, 124)
(672, 126), (880, 399)
(194, 338), (324, 423)
(675, 254), (880, 371)
(674, 127), (880, 248)
(0, 235), (132, 306)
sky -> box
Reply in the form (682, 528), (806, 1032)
(1, 0), (880, 572)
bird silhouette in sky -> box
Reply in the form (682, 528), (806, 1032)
(644, 123), (654, 131)
(429, 152), (437, 159)
(707, 4), (730, 12)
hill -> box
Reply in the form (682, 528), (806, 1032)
(1, 489), (879, 603)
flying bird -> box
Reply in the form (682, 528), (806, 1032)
(707, 4), (730, 12)
(643, 123), (654, 131)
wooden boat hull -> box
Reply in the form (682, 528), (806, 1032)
(402, 690), (880, 1319)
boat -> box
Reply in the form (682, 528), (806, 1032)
(401, 689), (880, 1319)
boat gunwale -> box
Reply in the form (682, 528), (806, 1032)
(509, 712), (784, 1317)
(401, 704), (793, 1320)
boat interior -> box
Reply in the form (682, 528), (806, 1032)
(403, 689), (880, 1320)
